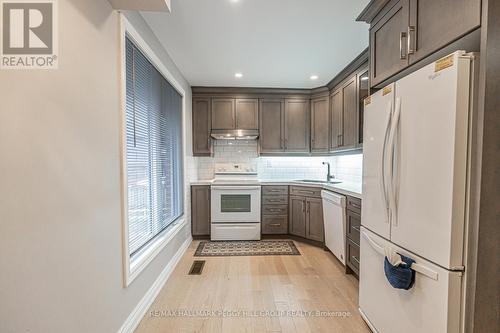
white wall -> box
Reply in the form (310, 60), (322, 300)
(196, 140), (363, 183)
(0, 1), (194, 332)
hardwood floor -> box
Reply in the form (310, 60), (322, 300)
(135, 240), (370, 333)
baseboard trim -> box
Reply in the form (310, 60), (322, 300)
(118, 236), (192, 333)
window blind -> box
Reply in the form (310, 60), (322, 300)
(125, 37), (183, 256)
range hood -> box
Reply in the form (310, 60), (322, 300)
(211, 129), (259, 140)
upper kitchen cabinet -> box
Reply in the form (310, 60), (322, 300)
(369, 0), (410, 87)
(329, 73), (364, 152)
(341, 77), (358, 148)
(330, 89), (343, 150)
(310, 94), (330, 153)
(357, 70), (369, 145)
(407, 0), (481, 64)
(259, 99), (285, 153)
(211, 98), (235, 129)
(235, 99), (259, 129)
(211, 98), (259, 130)
(284, 99), (310, 152)
(259, 97), (310, 154)
(192, 98), (212, 156)
(359, 0), (481, 87)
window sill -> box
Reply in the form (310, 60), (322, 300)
(126, 217), (188, 286)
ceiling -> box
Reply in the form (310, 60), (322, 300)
(141, 0), (370, 89)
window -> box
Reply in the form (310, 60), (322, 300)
(125, 37), (184, 257)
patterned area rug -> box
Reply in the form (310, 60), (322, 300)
(194, 240), (301, 257)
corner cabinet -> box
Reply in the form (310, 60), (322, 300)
(284, 99), (310, 152)
(192, 98), (212, 156)
(310, 95), (330, 153)
(366, 0), (481, 87)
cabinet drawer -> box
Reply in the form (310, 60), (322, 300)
(262, 195), (288, 205)
(346, 210), (361, 245)
(346, 196), (362, 214)
(262, 215), (288, 234)
(290, 186), (321, 198)
(262, 205), (288, 215)
(346, 238), (360, 275)
(262, 185), (288, 196)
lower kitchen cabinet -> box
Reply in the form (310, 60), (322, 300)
(289, 195), (307, 237)
(191, 185), (210, 237)
(262, 215), (288, 234)
(261, 185), (289, 235)
(305, 197), (324, 242)
(345, 195), (362, 277)
(289, 187), (324, 243)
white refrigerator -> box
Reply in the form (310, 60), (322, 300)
(359, 51), (476, 333)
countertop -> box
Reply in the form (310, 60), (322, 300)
(191, 179), (362, 199)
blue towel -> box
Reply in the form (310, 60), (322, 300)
(384, 254), (416, 290)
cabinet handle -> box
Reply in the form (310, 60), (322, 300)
(351, 256), (360, 265)
(268, 199), (281, 203)
(407, 26), (416, 55)
(269, 223), (281, 227)
(350, 202), (361, 209)
(268, 208), (282, 212)
(352, 226), (360, 232)
(399, 31), (407, 59)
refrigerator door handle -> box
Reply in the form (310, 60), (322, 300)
(387, 97), (402, 227)
(361, 230), (439, 281)
(381, 100), (393, 224)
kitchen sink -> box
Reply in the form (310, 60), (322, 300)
(296, 179), (343, 185)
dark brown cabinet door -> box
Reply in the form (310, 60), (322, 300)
(211, 98), (235, 129)
(306, 198), (324, 242)
(259, 99), (285, 153)
(289, 196), (306, 237)
(192, 98), (211, 156)
(369, 0), (410, 87)
(284, 99), (310, 152)
(235, 99), (258, 129)
(310, 96), (329, 152)
(330, 89), (343, 150)
(342, 77), (358, 148)
(191, 185), (210, 236)
(357, 71), (369, 145)
(408, 0), (481, 64)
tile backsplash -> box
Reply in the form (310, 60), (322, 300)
(196, 140), (363, 183)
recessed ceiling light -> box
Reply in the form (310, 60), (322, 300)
(310, 75), (319, 80)
(235, 72), (243, 78)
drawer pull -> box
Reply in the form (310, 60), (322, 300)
(352, 226), (360, 232)
(269, 223), (281, 226)
(350, 202), (361, 209)
(351, 256), (360, 265)
(268, 209), (282, 212)
(268, 199), (280, 202)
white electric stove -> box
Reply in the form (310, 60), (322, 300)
(210, 163), (261, 240)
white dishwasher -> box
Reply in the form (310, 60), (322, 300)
(321, 190), (346, 265)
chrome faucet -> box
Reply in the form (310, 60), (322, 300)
(322, 162), (335, 182)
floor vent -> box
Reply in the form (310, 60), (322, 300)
(188, 260), (205, 275)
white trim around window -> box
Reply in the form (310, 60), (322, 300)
(119, 13), (188, 287)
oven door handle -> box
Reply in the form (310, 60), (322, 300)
(211, 186), (261, 191)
